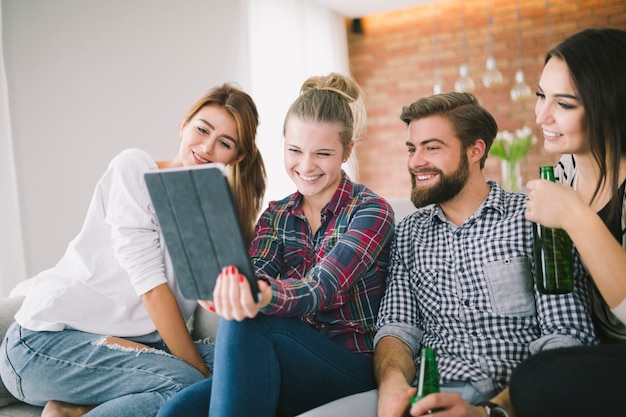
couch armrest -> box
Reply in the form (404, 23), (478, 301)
(0, 297), (23, 342)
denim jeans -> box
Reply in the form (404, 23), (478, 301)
(156, 315), (376, 417)
(0, 322), (214, 417)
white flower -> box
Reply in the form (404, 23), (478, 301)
(515, 126), (532, 138)
(496, 130), (514, 143)
(491, 126), (538, 162)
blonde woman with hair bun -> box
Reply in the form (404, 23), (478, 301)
(157, 72), (395, 417)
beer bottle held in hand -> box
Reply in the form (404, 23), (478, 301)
(408, 347), (439, 410)
(532, 166), (574, 294)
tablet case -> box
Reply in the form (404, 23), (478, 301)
(144, 163), (258, 301)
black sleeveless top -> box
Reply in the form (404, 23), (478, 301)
(556, 154), (626, 344)
(592, 180), (625, 343)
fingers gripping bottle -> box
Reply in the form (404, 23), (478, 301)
(532, 166), (574, 294)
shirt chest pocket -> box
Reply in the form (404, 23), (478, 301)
(282, 247), (309, 277)
(482, 257), (535, 317)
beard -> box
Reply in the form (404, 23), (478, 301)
(410, 154), (470, 208)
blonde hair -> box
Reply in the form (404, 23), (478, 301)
(283, 72), (366, 149)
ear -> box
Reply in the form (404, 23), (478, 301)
(343, 140), (355, 163)
(468, 139), (486, 164)
(179, 119), (189, 137)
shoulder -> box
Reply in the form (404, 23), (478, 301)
(262, 193), (298, 224)
(343, 182), (395, 228)
(107, 148), (157, 173)
(267, 192), (297, 212)
(395, 206), (433, 236)
(349, 180), (393, 211)
(98, 148), (158, 194)
(487, 181), (528, 219)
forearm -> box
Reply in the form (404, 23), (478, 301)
(563, 203), (626, 308)
(374, 336), (416, 386)
(375, 336), (419, 417)
(142, 283), (209, 376)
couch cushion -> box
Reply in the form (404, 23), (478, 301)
(0, 297), (24, 408)
(0, 402), (42, 417)
(190, 306), (220, 341)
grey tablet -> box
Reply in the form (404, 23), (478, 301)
(144, 163), (258, 301)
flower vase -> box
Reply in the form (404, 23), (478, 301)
(501, 159), (522, 192)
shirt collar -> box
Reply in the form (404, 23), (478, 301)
(286, 171), (353, 216)
(429, 180), (507, 223)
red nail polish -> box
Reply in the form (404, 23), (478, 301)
(238, 274), (244, 283)
(208, 306), (216, 312)
(228, 265), (236, 275)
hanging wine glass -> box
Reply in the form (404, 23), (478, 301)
(455, 0), (474, 93)
(483, 55), (503, 88)
(482, 0), (503, 88)
(510, 69), (532, 102)
(510, 0), (531, 102)
(455, 64), (475, 92)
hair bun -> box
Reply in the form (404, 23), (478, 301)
(300, 72), (360, 102)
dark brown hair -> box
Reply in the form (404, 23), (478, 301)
(400, 92), (498, 168)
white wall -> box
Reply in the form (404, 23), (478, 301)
(1, 0), (350, 291)
(246, 0), (351, 212)
(2, 0), (251, 277)
(0, 3), (26, 296)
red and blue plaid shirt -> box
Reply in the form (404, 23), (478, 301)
(250, 173), (394, 355)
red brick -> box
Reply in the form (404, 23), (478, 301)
(349, 0), (626, 198)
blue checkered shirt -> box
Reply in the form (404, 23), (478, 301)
(375, 181), (598, 391)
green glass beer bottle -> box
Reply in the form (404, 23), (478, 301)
(532, 166), (574, 294)
(409, 347), (440, 407)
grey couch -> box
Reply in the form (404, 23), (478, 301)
(0, 296), (221, 417)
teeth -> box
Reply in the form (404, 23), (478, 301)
(416, 174), (434, 181)
(300, 174), (320, 181)
(543, 130), (560, 137)
(194, 152), (209, 163)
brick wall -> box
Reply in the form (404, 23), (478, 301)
(348, 0), (626, 199)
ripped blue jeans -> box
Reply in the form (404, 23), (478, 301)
(0, 322), (214, 417)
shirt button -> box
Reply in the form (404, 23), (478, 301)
(463, 299), (470, 307)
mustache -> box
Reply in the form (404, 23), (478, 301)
(409, 167), (443, 176)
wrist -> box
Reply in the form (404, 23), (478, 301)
(474, 405), (489, 417)
(561, 199), (594, 233)
(477, 401), (510, 417)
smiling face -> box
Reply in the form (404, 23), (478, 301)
(283, 117), (352, 205)
(173, 104), (244, 168)
(406, 115), (470, 208)
(535, 57), (587, 155)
